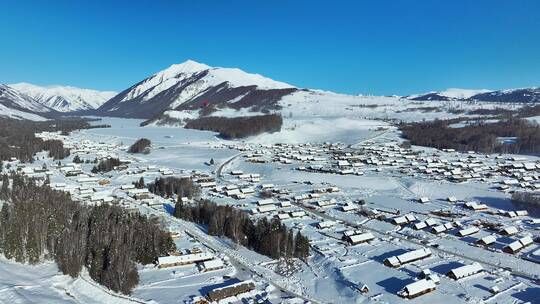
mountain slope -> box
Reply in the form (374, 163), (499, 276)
(0, 84), (49, 120)
(10, 82), (116, 112)
(96, 60), (296, 119)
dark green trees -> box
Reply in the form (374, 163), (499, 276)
(0, 174), (175, 295)
(128, 138), (151, 154)
(173, 199), (309, 260)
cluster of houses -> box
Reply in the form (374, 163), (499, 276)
(327, 142), (540, 191)
(397, 262), (484, 299)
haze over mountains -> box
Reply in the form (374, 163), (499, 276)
(1, 60), (539, 122)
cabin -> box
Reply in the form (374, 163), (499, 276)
(447, 196), (458, 203)
(346, 232), (375, 245)
(316, 221), (335, 229)
(207, 281), (255, 302)
(458, 227), (479, 237)
(447, 263), (483, 280)
(199, 259), (225, 272)
(276, 213), (290, 220)
(391, 214), (416, 225)
(476, 235), (496, 246)
(464, 202), (488, 211)
(157, 252), (214, 268)
(315, 199), (337, 208)
(418, 197), (430, 204)
(384, 248), (432, 268)
(431, 223), (453, 234)
(503, 236), (533, 254)
(503, 241), (523, 254)
(500, 226), (519, 236)
(257, 199), (274, 206)
(398, 279), (436, 299)
(340, 204), (358, 212)
(289, 211), (306, 218)
(258, 204), (277, 213)
(413, 221), (428, 230)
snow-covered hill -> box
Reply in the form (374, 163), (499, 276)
(96, 60), (296, 119)
(10, 82), (116, 112)
(0, 84), (49, 120)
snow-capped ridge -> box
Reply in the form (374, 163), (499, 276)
(10, 82), (116, 112)
(0, 84), (49, 120)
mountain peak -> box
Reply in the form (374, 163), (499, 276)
(161, 60), (212, 77)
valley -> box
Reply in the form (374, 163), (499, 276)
(1, 112), (539, 303)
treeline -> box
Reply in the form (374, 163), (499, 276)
(184, 114), (283, 139)
(0, 174), (175, 294)
(467, 105), (540, 118)
(0, 117), (108, 162)
(174, 199), (310, 260)
(42, 139), (70, 160)
(91, 158), (122, 173)
(399, 118), (540, 154)
(147, 177), (200, 199)
(128, 138), (151, 154)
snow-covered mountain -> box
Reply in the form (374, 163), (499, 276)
(0, 84), (50, 120)
(408, 88), (491, 101)
(10, 82), (116, 112)
(468, 87), (540, 103)
(96, 60), (297, 119)
(409, 87), (540, 103)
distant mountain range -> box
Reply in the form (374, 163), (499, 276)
(0, 60), (538, 122)
(0, 84), (51, 121)
(10, 82), (116, 112)
(408, 88), (540, 103)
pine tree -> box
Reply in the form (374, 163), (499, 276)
(294, 232), (309, 261)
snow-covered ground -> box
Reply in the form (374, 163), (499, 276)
(0, 256), (137, 304)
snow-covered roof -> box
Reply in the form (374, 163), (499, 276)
(401, 279), (436, 297)
(448, 263), (483, 279)
(158, 252), (214, 265)
(201, 259), (224, 270)
(348, 232), (374, 244)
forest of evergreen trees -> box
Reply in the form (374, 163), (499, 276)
(147, 176), (201, 199)
(174, 199), (310, 260)
(0, 117), (108, 162)
(91, 158), (123, 173)
(128, 138), (151, 154)
(399, 118), (540, 154)
(0, 174), (175, 294)
(184, 114), (283, 139)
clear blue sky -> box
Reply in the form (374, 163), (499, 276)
(1, 0), (539, 95)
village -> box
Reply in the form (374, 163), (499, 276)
(2, 123), (540, 304)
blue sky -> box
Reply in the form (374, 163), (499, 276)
(1, 0), (539, 95)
